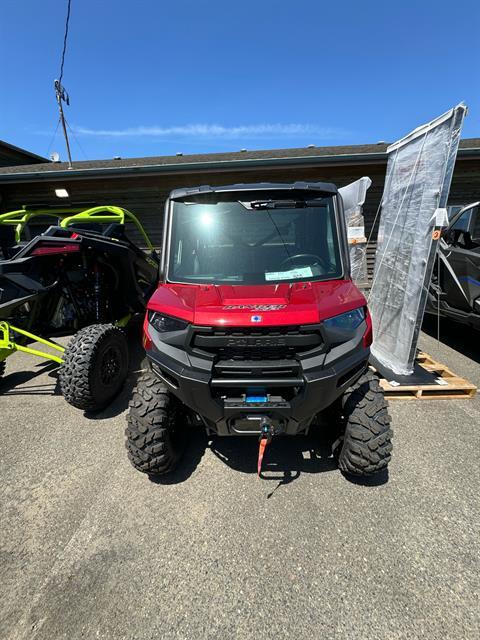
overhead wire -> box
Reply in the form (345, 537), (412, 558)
(58, 0), (72, 84)
(55, 0), (73, 166)
(65, 119), (89, 160)
(45, 116), (61, 158)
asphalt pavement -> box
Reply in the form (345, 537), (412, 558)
(0, 319), (479, 640)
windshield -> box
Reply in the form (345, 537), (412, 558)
(167, 197), (343, 285)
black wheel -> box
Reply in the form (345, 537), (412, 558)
(0, 360), (5, 379)
(337, 370), (393, 476)
(125, 373), (188, 476)
(59, 324), (129, 411)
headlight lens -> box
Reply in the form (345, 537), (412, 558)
(324, 307), (365, 331)
(148, 311), (189, 333)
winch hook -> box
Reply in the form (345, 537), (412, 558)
(257, 418), (274, 477)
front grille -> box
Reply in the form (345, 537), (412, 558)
(214, 359), (300, 377)
(192, 325), (323, 360)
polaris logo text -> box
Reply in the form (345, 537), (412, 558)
(223, 304), (287, 311)
(226, 337), (287, 348)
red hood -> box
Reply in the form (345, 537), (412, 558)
(147, 281), (366, 326)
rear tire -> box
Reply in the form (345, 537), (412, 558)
(0, 360), (5, 380)
(338, 370), (393, 476)
(125, 373), (187, 476)
(59, 324), (129, 411)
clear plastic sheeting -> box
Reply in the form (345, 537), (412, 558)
(339, 177), (372, 286)
(349, 241), (368, 286)
(369, 104), (467, 376)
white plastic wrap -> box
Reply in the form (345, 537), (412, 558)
(339, 177), (372, 286)
(369, 104), (466, 375)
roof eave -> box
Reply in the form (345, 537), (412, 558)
(0, 151), (389, 183)
(0, 147), (478, 184)
(0, 140), (49, 164)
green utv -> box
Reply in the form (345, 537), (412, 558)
(0, 205), (158, 410)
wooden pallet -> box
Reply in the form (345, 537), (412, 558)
(372, 351), (477, 400)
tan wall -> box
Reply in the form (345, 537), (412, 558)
(0, 158), (478, 248)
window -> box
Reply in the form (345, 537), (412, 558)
(470, 207), (480, 248)
(168, 197), (343, 285)
(448, 206), (480, 250)
(451, 208), (472, 233)
(447, 205), (466, 221)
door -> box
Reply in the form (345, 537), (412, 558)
(439, 203), (480, 312)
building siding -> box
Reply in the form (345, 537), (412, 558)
(0, 157), (479, 250)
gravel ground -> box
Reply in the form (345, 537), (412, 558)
(0, 321), (479, 640)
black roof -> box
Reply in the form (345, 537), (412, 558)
(170, 181), (338, 200)
(0, 140), (49, 167)
(0, 139), (478, 182)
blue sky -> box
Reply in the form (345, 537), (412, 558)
(1, 0), (479, 161)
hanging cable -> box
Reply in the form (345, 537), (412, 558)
(59, 0), (71, 84)
(54, 0), (73, 168)
(46, 116), (61, 158)
(65, 118), (88, 160)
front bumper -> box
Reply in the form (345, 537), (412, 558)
(146, 323), (369, 436)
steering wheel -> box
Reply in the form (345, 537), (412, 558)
(280, 253), (328, 272)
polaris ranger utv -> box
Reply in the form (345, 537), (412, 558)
(126, 183), (392, 477)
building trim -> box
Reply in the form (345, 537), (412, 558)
(0, 146), (478, 185)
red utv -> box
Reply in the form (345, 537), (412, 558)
(125, 183), (392, 478)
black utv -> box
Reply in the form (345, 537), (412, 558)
(426, 201), (480, 329)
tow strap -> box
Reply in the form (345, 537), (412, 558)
(257, 419), (274, 477)
(257, 437), (269, 476)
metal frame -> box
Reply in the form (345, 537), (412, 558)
(446, 200), (480, 230)
(0, 209), (67, 243)
(60, 205), (154, 251)
(0, 205), (155, 250)
(0, 314), (132, 369)
(408, 106), (468, 366)
(0, 204), (150, 371)
(0, 321), (65, 365)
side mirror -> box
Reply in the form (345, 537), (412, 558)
(470, 208), (480, 245)
(442, 227), (455, 245)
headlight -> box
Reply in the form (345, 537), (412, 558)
(324, 307), (365, 331)
(148, 311), (189, 333)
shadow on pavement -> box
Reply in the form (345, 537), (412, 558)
(212, 422), (389, 492)
(0, 361), (61, 396)
(147, 421), (390, 490)
(148, 430), (208, 486)
(211, 430), (338, 497)
(210, 429), (336, 478)
(0, 338), (147, 415)
(0, 340), (146, 414)
(146, 428), (337, 490)
(422, 315), (480, 364)
(342, 468), (389, 487)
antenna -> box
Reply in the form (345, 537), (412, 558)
(54, 79), (73, 168)
(54, 0), (73, 169)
